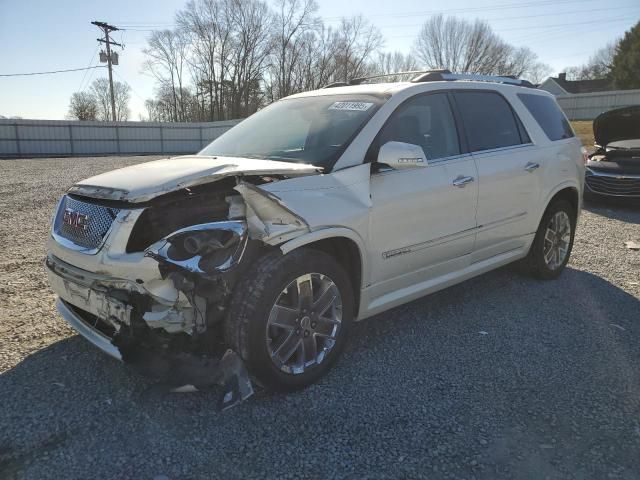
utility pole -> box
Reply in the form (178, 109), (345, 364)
(91, 21), (121, 122)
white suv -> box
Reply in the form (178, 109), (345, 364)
(47, 71), (584, 403)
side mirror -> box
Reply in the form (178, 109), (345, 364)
(377, 141), (427, 170)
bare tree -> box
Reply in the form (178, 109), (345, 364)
(334, 16), (384, 82)
(225, 0), (274, 117)
(174, 0), (274, 120)
(143, 29), (190, 121)
(268, 0), (319, 100)
(373, 51), (419, 81)
(522, 60), (553, 84)
(413, 15), (549, 79)
(564, 41), (617, 80)
(67, 92), (98, 120)
(177, 0), (232, 120)
(90, 78), (131, 121)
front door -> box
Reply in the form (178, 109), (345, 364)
(367, 92), (479, 302)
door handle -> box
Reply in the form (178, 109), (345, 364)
(524, 162), (540, 172)
(452, 175), (475, 187)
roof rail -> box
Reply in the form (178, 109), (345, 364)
(322, 82), (350, 89)
(411, 71), (535, 88)
(321, 70), (534, 89)
(321, 70), (450, 89)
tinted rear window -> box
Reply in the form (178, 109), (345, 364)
(517, 93), (574, 141)
(454, 91), (526, 152)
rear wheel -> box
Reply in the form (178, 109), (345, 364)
(521, 200), (576, 280)
(225, 248), (354, 391)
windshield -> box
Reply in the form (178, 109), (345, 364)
(198, 94), (386, 170)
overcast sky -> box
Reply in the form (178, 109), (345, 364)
(1, 0), (638, 120)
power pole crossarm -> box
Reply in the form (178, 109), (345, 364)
(92, 21), (120, 122)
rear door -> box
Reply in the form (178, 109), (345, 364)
(367, 92), (478, 299)
(452, 90), (543, 263)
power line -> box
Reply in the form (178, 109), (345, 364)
(113, 70), (148, 104)
(388, 15), (632, 38)
(373, 5), (640, 29)
(0, 65), (106, 77)
(324, 0), (601, 21)
(77, 45), (101, 92)
(113, 0), (604, 27)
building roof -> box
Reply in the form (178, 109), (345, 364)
(548, 73), (613, 94)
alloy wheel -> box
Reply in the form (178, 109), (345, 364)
(543, 211), (571, 270)
(266, 273), (343, 375)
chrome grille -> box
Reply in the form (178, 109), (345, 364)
(585, 174), (640, 197)
(53, 195), (121, 250)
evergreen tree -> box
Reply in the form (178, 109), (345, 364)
(611, 21), (640, 89)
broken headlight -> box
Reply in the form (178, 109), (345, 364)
(145, 221), (248, 274)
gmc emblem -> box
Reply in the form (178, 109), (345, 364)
(63, 208), (89, 231)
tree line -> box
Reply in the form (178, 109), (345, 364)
(140, 1), (551, 122)
(563, 20), (640, 88)
(67, 1), (640, 123)
(68, 78), (131, 121)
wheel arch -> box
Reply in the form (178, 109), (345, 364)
(278, 228), (366, 318)
(538, 183), (581, 226)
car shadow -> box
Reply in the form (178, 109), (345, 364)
(1, 266), (639, 478)
(584, 197), (640, 224)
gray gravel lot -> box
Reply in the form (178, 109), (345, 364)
(1, 156), (639, 480)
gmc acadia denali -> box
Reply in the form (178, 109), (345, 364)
(46, 70), (584, 406)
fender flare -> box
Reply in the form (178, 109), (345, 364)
(278, 227), (369, 287)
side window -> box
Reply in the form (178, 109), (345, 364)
(454, 91), (525, 152)
(517, 93), (574, 141)
(374, 93), (461, 161)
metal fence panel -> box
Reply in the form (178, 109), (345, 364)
(0, 118), (242, 158)
(556, 89), (640, 120)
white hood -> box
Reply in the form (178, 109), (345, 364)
(68, 155), (321, 203)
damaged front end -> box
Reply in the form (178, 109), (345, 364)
(47, 175), (305, 409)
(47, 216), (265, 408)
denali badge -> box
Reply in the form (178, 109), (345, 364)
(63, 208), (89, 231)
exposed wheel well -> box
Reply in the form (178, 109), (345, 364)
(548, 187), (579, 219)
(302, 237), (362, 317)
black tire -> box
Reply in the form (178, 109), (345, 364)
(521, 199), (576, 280)
(224, 248), (354, 392)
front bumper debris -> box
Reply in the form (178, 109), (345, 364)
(56, 298), (122, 360)
(47, 252), (255, 409)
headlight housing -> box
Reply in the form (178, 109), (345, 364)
(145, 221), (248, 275)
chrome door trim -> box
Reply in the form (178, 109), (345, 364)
(372, 153), (474, 175)
(382, 226), (477, 259)
(477, 211), (527, 231)
(469, 143), (535, 157)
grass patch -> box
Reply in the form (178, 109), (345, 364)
(571, 121), (594, 148)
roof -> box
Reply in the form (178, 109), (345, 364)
(286, 78), (545, 101)
(547, 75), (613, 94)
(286, 82), (413, 99)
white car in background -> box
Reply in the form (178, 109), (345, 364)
(46, 70), (584, 407)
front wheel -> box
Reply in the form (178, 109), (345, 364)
(224, 248), (354, 391)
(521, 199), (576, 280)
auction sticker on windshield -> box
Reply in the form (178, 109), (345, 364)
(328, 101), (374, 111)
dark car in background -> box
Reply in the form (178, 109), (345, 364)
(585, 106), (640, 200)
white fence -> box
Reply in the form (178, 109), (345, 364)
(556, 89), (640, 121)
(0, 118), (242, 158)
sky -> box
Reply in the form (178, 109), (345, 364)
(1, 0), (638, 120)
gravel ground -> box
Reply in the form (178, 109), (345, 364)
(1, 156), (639, 480)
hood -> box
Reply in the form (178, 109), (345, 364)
(593, 106), (640, 147)
(68, 155), (321, 203)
